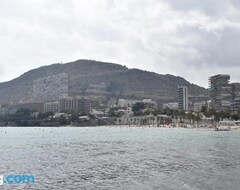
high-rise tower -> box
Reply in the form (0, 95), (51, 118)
(209, 74), (231, 111)
(178, 86), (188, 112)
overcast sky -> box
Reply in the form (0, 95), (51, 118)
(0, 0), (239, 87)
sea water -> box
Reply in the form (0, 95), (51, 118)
(0, 127), (239, 190)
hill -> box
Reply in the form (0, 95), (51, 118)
(0, 59), (208, 104)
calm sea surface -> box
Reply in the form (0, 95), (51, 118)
(0, 127), (240, 190)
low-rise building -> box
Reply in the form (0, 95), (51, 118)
(193, 101), (206, 112)
(44, 101), (60, 113)
(115, 115), (171, 125)
(162, 102), (178, 110)
(118, 99), (156, 108)
(118, 99), (138, 108)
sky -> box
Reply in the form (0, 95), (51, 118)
(0, 0), (239, 88)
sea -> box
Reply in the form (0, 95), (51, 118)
(0, 127), (240, 190)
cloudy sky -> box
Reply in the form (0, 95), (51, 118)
(0, 0), (239, 87)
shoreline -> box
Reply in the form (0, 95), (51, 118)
(112, 124), (240, 131)
(1, 124), (240, 131)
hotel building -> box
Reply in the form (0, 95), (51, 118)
(178, 86), (188, 112)
(209, 74), (232, 112)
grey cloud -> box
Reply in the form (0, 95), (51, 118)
(0, 0), (239, 87)
(176, 25), (240, 68)
(206, 26), (240, 67)
(164, 0), (238, 17)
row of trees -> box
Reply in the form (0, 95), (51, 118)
(201, 105), (240, 121)
(108, 102), (240, 123)
(0, 108), (94, 126)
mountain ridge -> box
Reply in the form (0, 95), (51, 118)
(0, 59), (208, 104)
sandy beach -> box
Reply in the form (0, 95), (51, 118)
(111, 124), (240, 131)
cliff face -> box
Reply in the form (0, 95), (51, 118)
(0, 59), (207, 104)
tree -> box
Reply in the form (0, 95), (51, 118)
(132, 102), (145, 112)
(71, 113), (79, 122)
(37, 112), (54, 119)
(59, 115), (68, 125)
(132, 102), (146, 116)
(201, 105), (208, 116)
(231, 115), (239, 120)
(108, 107), (126, 117)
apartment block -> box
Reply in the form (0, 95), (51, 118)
(44, 101), (60, 113)
(178, 86), (188, 112)
(209, 74), (232, 111)
(59, 97), (91, 114)
(231, 83), (240, 115)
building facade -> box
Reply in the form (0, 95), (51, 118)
(231, 83), (240, 115)
(162, 102), (178, 110)
(59, 97), (91, 114)
(178, 86), (188, 112)
(115, 115), (171, 125)
(209, 74), (232, 112)
(193, 101), (206, 112)
(118, 99), (156, 108)
(44, 101), (60, 113)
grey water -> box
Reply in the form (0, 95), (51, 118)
(0, 127), (240, 190)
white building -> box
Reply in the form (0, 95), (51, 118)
(118, 99), (139, 108)
(163, 102), (178, 110)
(91, 109), (104, 116)
(118, 99), (156, 108)
(116, 115), (171, 125)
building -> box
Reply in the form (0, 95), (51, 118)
(178, 86), (188, 112)
(193, 101), (206, 112)
(115, 115), (171, 125)
(231, 83), (240, 115)
(231, 98), (240, 115)
(209, 74), (232, 111)
(44, 101), (60, 113)
(76, 98), (92, 114)
(59, 97), (91, 114)
(118, 99), (156, 108)
(162, 102), (178, 110)
(118, 99), (139, 108)
(232, 83), (240, 98)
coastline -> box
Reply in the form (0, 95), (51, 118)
(1, 124), (240, 131)
(105, 124), (240, 131)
